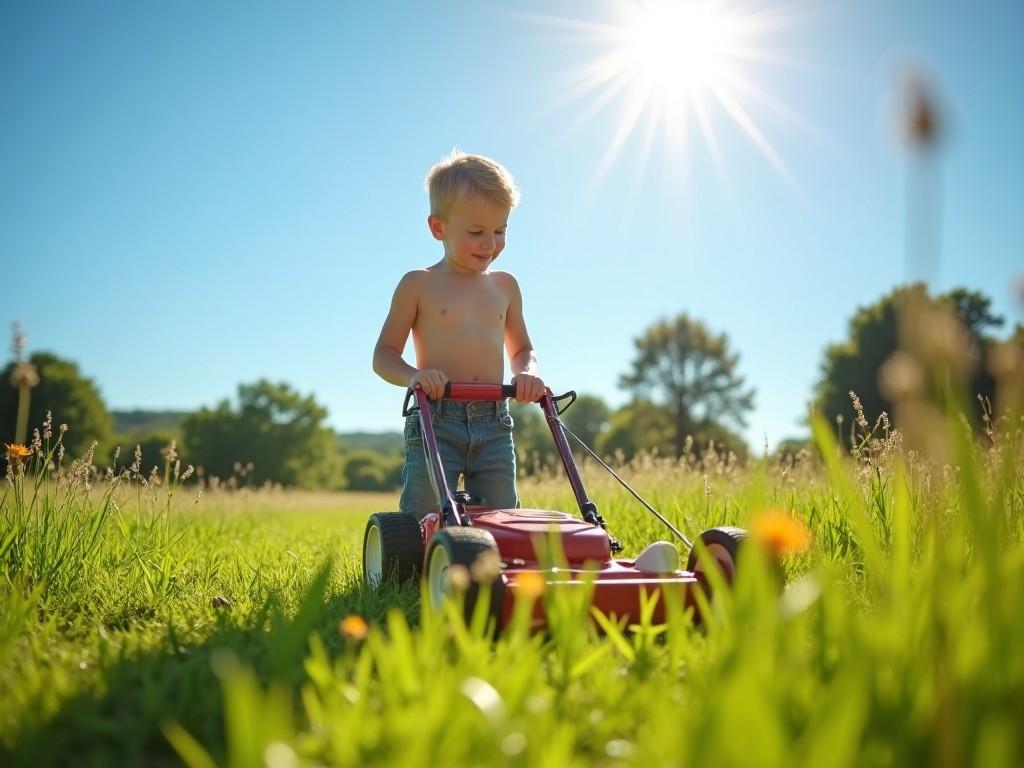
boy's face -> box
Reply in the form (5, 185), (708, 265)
(428, 196), (510, 273)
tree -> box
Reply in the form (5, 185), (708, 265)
(563, 394), (612, 449)
(619, 314), (755, 454)
(183, 380), (343, 488)
(342, 450), (402, 491)
(0, 351), (112, 458)
(596, 400), (749, 462)
(596, 399), (674, 460)
(510, 392), (611, 472)
(813, 284), (1004, 429)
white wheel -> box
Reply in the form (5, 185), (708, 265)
(364, 524), (383, 586)
(361, 512), (423, 586)
(427, 540), (452, 608)
(424, 528), (506, 632)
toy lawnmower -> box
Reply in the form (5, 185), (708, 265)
(362, 382), (747, 629)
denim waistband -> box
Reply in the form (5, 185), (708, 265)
(427, 398), (509, 420)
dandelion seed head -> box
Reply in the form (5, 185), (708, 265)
(9, 361), (39, 389)
(879, 350), (926, 402)
(446, 564), (471, 592)
(470, 549), (502, 583)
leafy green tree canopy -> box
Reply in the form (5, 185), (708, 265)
(595, 399), (674, 460)
(619, 314), (754, 454)
(342, 449), (402, 491)
(595, 399), (748, 462)
(511, 392), (611, 472)
(1, 351), (112, 458)
(183, 380), (342, 488)
(813, 284), (1004, 428)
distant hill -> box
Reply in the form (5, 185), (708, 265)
(111, 409), (402, 454)
(339, 431), (403, 455)
(112, 410), (189, 434)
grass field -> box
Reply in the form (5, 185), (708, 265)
(2, 408), (1023, 767)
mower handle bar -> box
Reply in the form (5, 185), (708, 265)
(403, 381), (610, 544)
(402, 382), (518, 416)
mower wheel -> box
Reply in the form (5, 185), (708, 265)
(426, 527), (506, 629)
(363, 512), (423, 587)
(686, 526), (747, 584)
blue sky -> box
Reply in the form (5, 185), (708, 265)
(3, 0), (1022, 448)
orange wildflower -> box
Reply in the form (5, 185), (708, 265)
(752, 509), (812, 557)
(4, 443), (32, 461)
(3, 442), (32, 473)
(514, 571), (546, 600)
(339, 614), (368, 641)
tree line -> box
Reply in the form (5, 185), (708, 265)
(3, 283), (1021, 490)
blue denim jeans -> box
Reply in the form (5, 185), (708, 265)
(399, 399), (519, 519)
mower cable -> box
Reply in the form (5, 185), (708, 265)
(556, 421), (694, 550)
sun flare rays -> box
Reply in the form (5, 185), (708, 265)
(523, 0), (807, 191)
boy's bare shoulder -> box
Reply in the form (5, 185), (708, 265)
(487, 269), (520, 285)
(487, 270), (522, 295)
(397, 268), (432, 281)
(393, 269), (433, 291)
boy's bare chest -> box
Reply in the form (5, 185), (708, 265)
(417, 279), (509, 330)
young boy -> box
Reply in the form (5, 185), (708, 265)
(373, 151), (545, 518)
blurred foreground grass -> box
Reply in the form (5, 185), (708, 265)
(2, 402), (1023, 767)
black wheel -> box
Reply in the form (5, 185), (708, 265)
(363, 512), (424, 586)
(686, 526), (747, 584)
(426, 527), (506, 629)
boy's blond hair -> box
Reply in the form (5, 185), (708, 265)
(425, 150), (520, 217)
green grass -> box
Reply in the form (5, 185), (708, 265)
(2, 409), (1023, 767)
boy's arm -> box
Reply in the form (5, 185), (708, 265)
(502, 274), (546, 402)
(373, 272), (449, 398)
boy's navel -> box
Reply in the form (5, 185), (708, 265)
(440, 308), (447, 315)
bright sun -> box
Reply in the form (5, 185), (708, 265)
(526, 0), (800, 186)
(621, 2), (736, 100)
